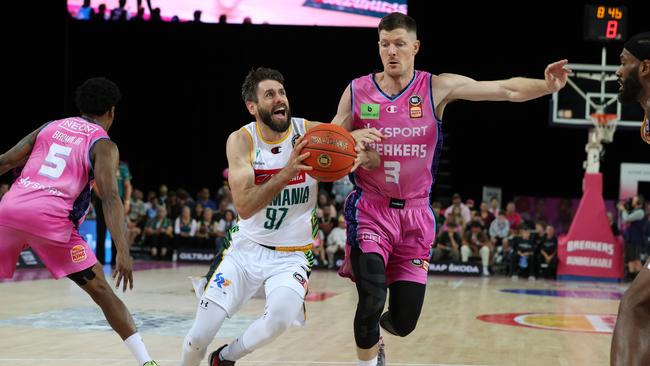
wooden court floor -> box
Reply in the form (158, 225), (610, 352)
(0, 262), (623, 366)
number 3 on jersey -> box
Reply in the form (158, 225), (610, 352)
(384, 161), (400, 184)
(264, 207), (288, 230)
(38, 143), (72, 179)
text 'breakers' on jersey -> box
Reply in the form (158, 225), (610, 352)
(351, 71), (442, 200)
(237, 118), (318, 247)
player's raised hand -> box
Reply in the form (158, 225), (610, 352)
(545, 59), (571, 93)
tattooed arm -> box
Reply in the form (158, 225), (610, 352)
(0, 125), (45, 176)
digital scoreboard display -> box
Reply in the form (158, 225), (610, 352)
(584, 5), (627, 42)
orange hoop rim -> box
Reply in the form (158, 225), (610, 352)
(590, 113), (618, 126)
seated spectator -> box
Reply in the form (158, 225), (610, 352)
(158, 184), (169, 205)
(318, 204), (337, 238)
(448, 204), (467, 232)
(478, 201), (495, 229)
(193, 203), (204, 221)
(511, 224), (537, 280)
(144, 206), (173, 259)
(167, 191), (183, 220)
(174, 206), (197, 249)
(488, 196), (501, 216)
(505, 201), (522, 231)
(489, 211), (510, 248)
(144, 191), (158, 220)
(432, 221), (461, 262)
(326, 215), (346, 269)
(127, 189), (147, 245)
(196, 187), (217, 211)
(195, 207), (217, 248)
(462, 221), (492, 276)
(537, 224), (558, 279)
(444, 193), (471, 225)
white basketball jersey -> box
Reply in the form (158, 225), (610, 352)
(237, 118), (318, 247)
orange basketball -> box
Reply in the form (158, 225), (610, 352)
(301, 124), (357, 182)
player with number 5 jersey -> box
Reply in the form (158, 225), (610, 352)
(0, 77), (159, 366)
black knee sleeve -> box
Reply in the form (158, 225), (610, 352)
(380, 281), (426, 337)
(351, 248), (387, 349)
(67, 265), (96, 286)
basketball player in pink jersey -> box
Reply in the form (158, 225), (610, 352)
(0, 77), (159, 366)
(610, 31), (650, 366)
(332, 13), (570, 366)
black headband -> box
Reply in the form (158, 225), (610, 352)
(624, 32), (650, 61)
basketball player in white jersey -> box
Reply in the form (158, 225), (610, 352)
(180, 67), (381, 366)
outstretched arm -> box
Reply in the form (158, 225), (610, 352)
(0, 125), (45, 176)
(92, 139), (132, 291)
(227, 129), (311, 219)
(437, 60), (570, 104)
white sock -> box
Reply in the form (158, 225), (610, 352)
(358, 356), (378, 366)
(124, 332), (152, 366)
(220, 337), (249, 361)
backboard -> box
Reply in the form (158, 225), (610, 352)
(550, 49), (644, 130)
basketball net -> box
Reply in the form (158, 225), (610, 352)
(590, 113), (618, 143)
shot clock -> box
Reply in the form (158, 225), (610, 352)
(584, 5), (627, 41)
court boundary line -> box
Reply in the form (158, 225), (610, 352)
(0, 358), (490, 366)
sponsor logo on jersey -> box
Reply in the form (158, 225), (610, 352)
(360, 232), (381, 243)
(361, 103), (380, 119)
(58, 118), (100, 136)
(271, 146), (282, 154)
(409, 95), (422, 118)
(254, 169), (306, 185)
(386, 105), (398, 113)
(70, 245), (87, 263)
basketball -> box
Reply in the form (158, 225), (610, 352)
(300, 124), (357, 182)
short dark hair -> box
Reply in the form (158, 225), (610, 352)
(241, 67), (285, 102)
(378, 12), (417, 35)
(75, 77), (121, 116)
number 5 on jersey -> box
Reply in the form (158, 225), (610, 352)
(38, 143), (73, 179)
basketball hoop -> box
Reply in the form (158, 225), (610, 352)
(590, 113), (618, 143)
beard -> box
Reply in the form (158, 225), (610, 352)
(618, 67), (642, 103)
(259, 104), (291, 133)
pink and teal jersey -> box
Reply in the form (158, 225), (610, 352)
(0, 117), (109, 243)
(350, 70), (441, 200)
